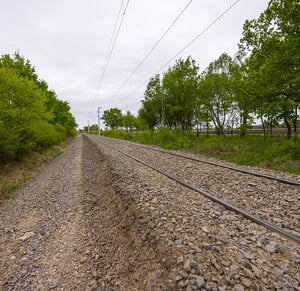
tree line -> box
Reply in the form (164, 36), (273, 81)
(0, 53), (77, 163)
(136, 0), (299, 138)
(85, 109), (140, 132)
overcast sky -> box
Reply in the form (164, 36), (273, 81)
(0, 0), (269, 128)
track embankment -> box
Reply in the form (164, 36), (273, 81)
(0, 134), (299, 290)
(0, 135), (174, 290)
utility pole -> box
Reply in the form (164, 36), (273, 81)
(88, 120), (90, 134)
(97, 106), (102, 136)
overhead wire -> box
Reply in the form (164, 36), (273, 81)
(114, 0), (194, 95)
(99, 0), (125, 88)
(88, 0), (129, 118)
(123, 0), (241, 99)
(155, 0), (241, 74)
(101, 0), (130, 84)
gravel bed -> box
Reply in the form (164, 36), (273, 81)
(1, 134), (299, 290)
(108, 136), (300, 184)
(0, 135), (173, 290)
(100, 136), (300, 234)
(86, 134), (300, 290)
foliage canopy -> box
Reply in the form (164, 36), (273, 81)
(0, 53), (77, 163)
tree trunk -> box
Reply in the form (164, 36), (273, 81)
(206, 121), (209, 138)
(293, 106), (298, 133)
(283, 116), (291, 139)
(293, 106), (298, 141)
(240, 111), (247, 137)
(261, 117), (266, 137)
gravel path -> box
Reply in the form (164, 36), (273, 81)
(0, 134), (299, 290)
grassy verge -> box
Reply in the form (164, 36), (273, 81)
(102, 128), (300, 174)
(0, 136), (75, 203)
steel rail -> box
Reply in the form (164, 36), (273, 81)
(98, 138), (300, 244)
(105, 137), (300, 187)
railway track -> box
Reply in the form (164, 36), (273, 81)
(106, 137), (300, 186)
(94, 135), (300, 243)
(84, 134), (300, 289)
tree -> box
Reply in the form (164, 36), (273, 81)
(122, 111), (138, 131)
(162, 56), (200, 132)
(239, 0), (300, 138)
(0, 52), (38, 83)
(199, 53), (235, 135)
(0, 53), (77, 163)
(101, 108), (123, 130)
(46, 90), (77, 136)
(139, 74), (163, 130)
(229, 56), (256, 136)
(0, 67), (53, 161)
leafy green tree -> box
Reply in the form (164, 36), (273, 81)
(239, 0), (300, 138)
(162, 56), (200, 132)
(199, 53), (235, 135)
(83, 124), (98, 133)
(0, 67), (54, 161)
(122, 111), (138, 131)
(139, 74), (163, 130)
(0, 53), (77, 163)
(229, 57), (255, 136)
(0, 52), (38, 83)
(101, 108), (123, 130)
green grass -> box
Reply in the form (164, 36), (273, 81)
(0, 136), (75, 202)
(102, 129), (300, 174)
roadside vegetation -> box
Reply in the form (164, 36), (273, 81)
(102, 129), (300, 174)
(0, 53), (77, 201)
(0, 53), (77, 164)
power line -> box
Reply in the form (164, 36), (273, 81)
(99, 0), (125, 87)
(101, 0), (130, 85)
(88, 0), (125, 118)
(88, 0), (129, 119)
(114, 0), (193, 95)
(155, 0), (241, 74)
(124, 0), (241, 99)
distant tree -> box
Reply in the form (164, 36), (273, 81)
(162, 56), (200, 132)
(101, 108), (123, 130)
(83, 124), (98, 133)
(228, 55), (256, 137)
(122, 111), (138, 131)
(139, 74), (163, 130)
(199, 53), (235, 135)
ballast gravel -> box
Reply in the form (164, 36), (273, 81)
(86, 134), (300, 290)
(0, 134), (299, 290)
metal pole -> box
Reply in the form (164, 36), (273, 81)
(88, 120), (90, 134)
